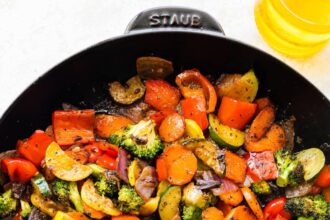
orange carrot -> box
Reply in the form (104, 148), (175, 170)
(248, 106), (275, 142)
(163, 145), (197, 185)
(254, 97), (273, 114)
(224, 150), (247, 184)
(159, 113), (185, 142)
(219, 189), (244, 206)
(216, 201), (233, 216)
(83, 203), (106, 219)
(241, 187), (264, 219)
(112, 215), (140, 220)
(245, 124), (286, 152)
(202, 207), (224, 220)
(323, 187), (330, 203)
(224, 205), (256, 220)
(67, 212), (89, 220)
(156, 156), (168, 181)
(95, 114), (133, 138)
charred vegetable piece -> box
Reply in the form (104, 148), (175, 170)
(194, 140), (226, 177)
(2, 158), (38, 183)
(134, 166), (158, 201)
(296, 148), (325, 181)
(224, 205), (256, 220)
(81, 179), (121, 216)
(31, 173), (51, 197)
(30, 192), (70, 217)
(216, 69), (258, 102)
(45, 142), (92, 181)
(241, 186), (264, 219)
(224, 150), (247, 184)
(251, 181), (272, 195)
(136, 56), (173, 79)
(208, 114), (245, 150)
(109, 76), (146, 105)
(158, 186), (181, 220)
(95, 114), (133, 138)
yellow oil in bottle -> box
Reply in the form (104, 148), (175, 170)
(255, 0), (330, 57)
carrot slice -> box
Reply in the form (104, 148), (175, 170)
(112, 215), (140, 220)
(224, 150), (247, 184)
(159, 113), (185, 142)
(248, 106), (275, 142)
(202, 207), (224, 220)
(216, 201), (233, 216)
(254, 97), (273, 114)
(219, 189), (244, 206)
(95, 114), (133, 138)
(163, 145), (197, 185)
(83, 203), (106, 219)
(241, 187), (264, 219)
(224, 205), (256, 220)
(66, 212), (89, 220)
(245, 124), (286, 152)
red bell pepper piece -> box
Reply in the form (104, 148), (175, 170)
(263, 197), (291, 220)
(218, 96), (257, 130)
(96, 154), (116, 170)
(180, 97), (208, 130)
(175, 69), (217, 113)
(17, 130), (52, 166)
(52, 109), (95, 146)
(245, 151), (278, 181)
(144, 80), (181, 111)
(315, 165), (330, 187)
(150, 109), (177, 126)
(156, 156), (168, 181)
(84, 144), (104, 163)
(2, 158), (38, 183)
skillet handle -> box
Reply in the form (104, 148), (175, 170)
(125, 7), (225, 35)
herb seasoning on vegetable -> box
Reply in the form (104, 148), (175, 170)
(0, 56), (328, 220)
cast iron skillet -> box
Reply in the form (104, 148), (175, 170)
(0, 7), (329, 162)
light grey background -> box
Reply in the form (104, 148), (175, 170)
(1, 0), (329, 117)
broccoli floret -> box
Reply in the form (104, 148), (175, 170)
(285, 195), (330, 220)
(0, 189), (17, 217)
(51, 179), (70, 204)
(182, 182), (218, 209)
(182, 205), (202, 220)
(109, 119), (163, 160)
(88, 163), (120, 198)
(251, 180), (272, 195)
(118, 185), (144, 213)
(275, 150), (304, 187)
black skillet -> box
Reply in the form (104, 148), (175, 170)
(0, 7), (329, 162)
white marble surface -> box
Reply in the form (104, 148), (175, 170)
(0, 0), (329, 117)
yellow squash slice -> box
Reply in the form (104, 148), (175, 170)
(45, 142), (92, 181)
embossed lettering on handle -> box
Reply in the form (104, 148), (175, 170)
(149, 13), (201, 28)
(125, 7), (225, 35)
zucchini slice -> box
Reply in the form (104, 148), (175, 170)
(159, 186), (181, 220)
(296, 148), (325, 181)
(208, 114), (245, 150)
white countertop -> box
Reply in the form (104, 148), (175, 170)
(1, 0), (329, 117)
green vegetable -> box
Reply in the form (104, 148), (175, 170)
(251, 181), (272, 195)
(31, 172), (51, 197)
(182, 182), (217, 209)
(118, 185), (144, 213)
(68, 181), (84, 212)
(20, 200), (31, 217)
(297, 217), (314, 220)
(159, 186), (181, 220)
(208, 114), (244, 150)
(275, 150), (305, 187)
(285, 195), (330, 220)
(109, 75), (146, 105)
(182, 205), (202, 220)
(296, 148), (325, 181)
(109, 119), (163, 160)
(88, 163), (120, 198)
(0, 189), (17, 217)
(51, 179), (70, 204)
